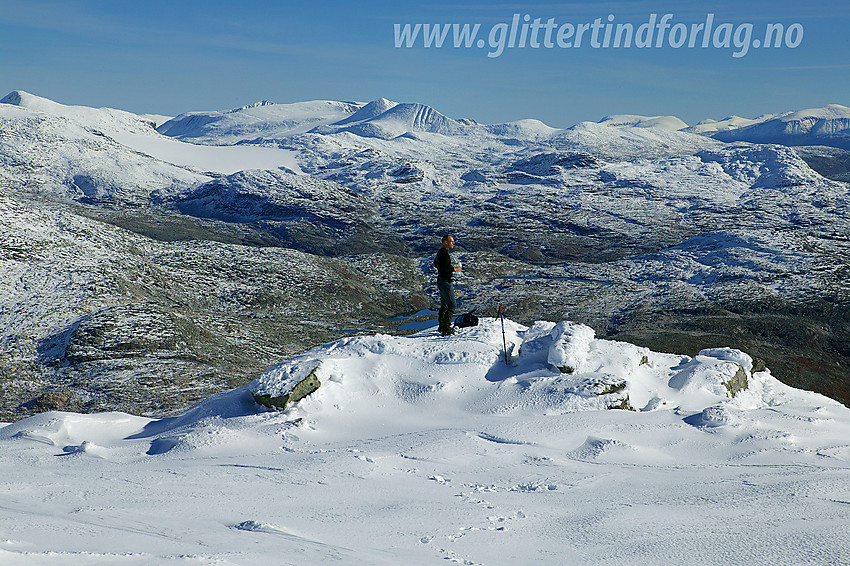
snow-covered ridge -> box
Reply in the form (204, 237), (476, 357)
(157, 99), (365, 143)
(154, 94), (717, 148)
(157, 96), (480, 143)
(1, 90), (161, 135)
(0, 91), (302, 183)
(313, 101), (468, 139)
(712, 103), (850, 149)
(7, 90), (849, 150)
(598, 114), (688, 130)
(332, 97), (398, 125)
(595, 105), (850, 149)
(684, 113), (779, 135)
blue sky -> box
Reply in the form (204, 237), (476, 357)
(1, 0), (848, 127)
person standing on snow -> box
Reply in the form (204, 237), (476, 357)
(435, 234), (462, 336)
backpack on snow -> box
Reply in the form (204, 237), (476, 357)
(454, 310), (479, 328)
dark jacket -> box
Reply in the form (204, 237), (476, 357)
(435, 247), (454, 281)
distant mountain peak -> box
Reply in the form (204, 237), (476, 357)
(1, 90), (65, 112)
(0, 90), (26, 105)
(332, 98), (399, 126)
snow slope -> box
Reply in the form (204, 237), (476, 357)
(0, 91), (301, 177)
(2, 319), (850, 565)
(0, 90), (162, 135)
(0, 102), (204, 203)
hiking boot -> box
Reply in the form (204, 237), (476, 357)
(437, 307), (447, 334)
(441, 311), (455, 336)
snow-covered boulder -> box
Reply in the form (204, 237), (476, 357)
(668, 350), (752, 409)
(683, 403), (740, 428)
(515, 320), (597, 375)
(249, 360), (322, 410)
(547, 321), (595, 374)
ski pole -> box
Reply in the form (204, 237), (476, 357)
(499, 305), (508, 364)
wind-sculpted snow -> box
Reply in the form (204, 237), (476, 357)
(249, 318), (769, 417)
(2, 319), (850, 564)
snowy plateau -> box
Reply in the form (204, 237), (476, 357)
(1, 91), (850, 564)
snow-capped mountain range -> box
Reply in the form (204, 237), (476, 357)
(597, 104), (850, 151)
(1, 90), (849, 424)
(151, 90), (850, 150)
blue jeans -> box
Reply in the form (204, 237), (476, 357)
(437, 277), (456, 313)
